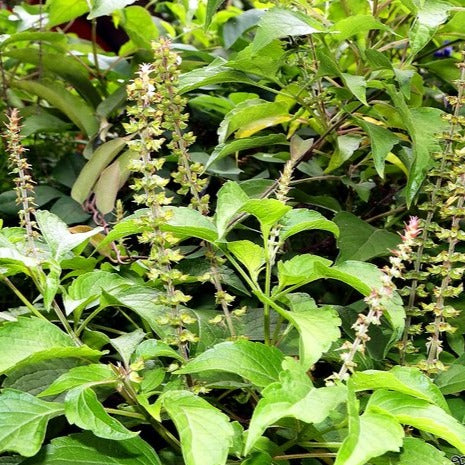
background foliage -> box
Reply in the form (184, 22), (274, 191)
(1, 0), (465, 464)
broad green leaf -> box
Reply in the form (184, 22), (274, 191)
(223, 9), (265, 48)
(280, 209), (339, 241)
(100, 285), (167, 337)
(218, 99), (290, 143)
(326, 134), (362, 172)
(47, 0), (90, 27)
(12, 80), (98, 136)
(0, 389), (63, 457)
(65, 387), (137, 440)
(118, 6), (159, 49)
(352, 366), (448, 411)
(331, 14), (391, 41)
(249, 385), (346, 452)
(388, 87), (447, 204)
(241, 199), (291, 238)
(227, 240), (265, 281)
(64, 270), (129, 314)
(25, 432), (162, 465)
(283, 294), (341, 369)
(334, 212), (400, 263)
(277, 254), (332, 288)
(215, 181), (249, 239)
(162, 207), (218, 242)
(206, 134), (288, 170)
(252, 8), (324, 53)
(398, 437), (450, 465)
(133, 339), (185, 363)
(71, 138), (127, 204)
(176, 340), (284, 387)
(367, 390), (465, 453)
(342, 74), (367, 105)
(245, 359), (346, 453)
(409, 1), (453, 56)
(334, 411), (404, 465)
(179, 58), (256, 94)
(205, 0), (226, 29)
(356, 119), (399, 177)
(5, 49), (100, 106)
(88, 0), (136, 19)
(4, 358), (84, 398)
(35, 210), (103, 261)
(40, 364), (117, 397)
(158, 391), (234, 465)
(110, 329), (145, 367)
(435, 364), (465, 395)
(0, 31), (64, 49)
(0, 317), (75, 373)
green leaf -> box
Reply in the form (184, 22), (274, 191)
(0, 317), (92, 374)
(40, 364), (117, 398)
(133, 339), (185, 363)
(409, 1), (453, 57)
(0, 389), (63, 457)
(218, 99), (290, 142)
(25, 432), (162, 465)
(334, 212), (400, 263)
(206, 134), (288, 170)
(326, 135), (362, 172)
(355, 119), (399, 177)
(205, 0), (226, 29)
(245, 359), (346, 453)
(280, 209), (339, 241)
(342, 74), (367, 105)
(4, 358), (84, 398)
(352, 366), (448, 411)
(88, 0), (136, 19)
(158, 390), (234, 465)
(227, 240), (265, 281)
(100, 285), (167, 337)
(35, 210), (103, 261)
(335, 411), (404, 465)
(283, 294), (341, 369)
(5, 49), (100, 106)
(241, 199), (291, 238)
(435, 364), (465, 395)
(398, 437), (450, 465)
(119, 6), (159, 49)
(47, 0), (90, 27)
(331, 14), (391, 41)
(162, 207), (218, 242)
(367, 390), (465, 453)
(179, 58), (256, 94)
(65, 387), (137, 440)
(110, 329), (145, 367)
(176, 340), (284, 387)
(388, 87), (447, 204)
(252, 7), (324, 53)
(277, 254), (332, 289)
(71, 138), (127, 204)
(94, 150), (139, 214)
(215, 181), (249, 239)
(12, 80), (98, 136)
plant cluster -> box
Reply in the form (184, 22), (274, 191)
(1, 1), (465, 465)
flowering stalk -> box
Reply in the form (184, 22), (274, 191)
(151, 39), (240, 337)
(328, 217), (421, 382)
(4, 108), (38, 258)
(125, 46), (196, 355)
(400, 54), (465, 372)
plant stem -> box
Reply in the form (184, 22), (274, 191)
(273, 452), (337, 460)
(0, 276), (47, 321)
